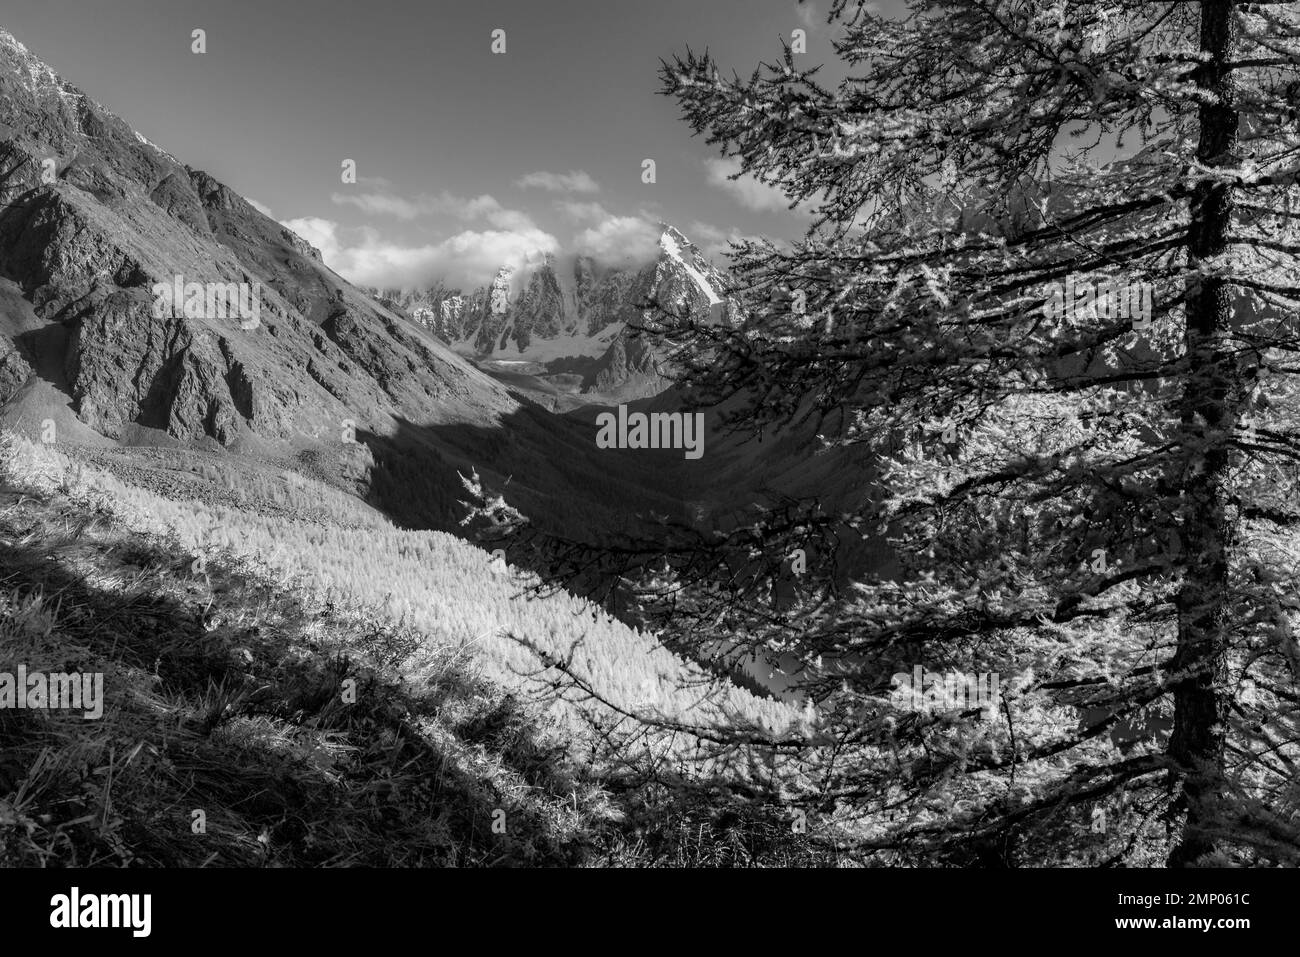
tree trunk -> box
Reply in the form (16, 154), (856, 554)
(1169, 0), (1240, 868)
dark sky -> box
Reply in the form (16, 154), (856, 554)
(1, 0), (906, 289)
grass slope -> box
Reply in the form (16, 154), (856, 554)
(0, 434), (822, 867)
(0, 485), (614, 866)
(0, 434), (791, 736)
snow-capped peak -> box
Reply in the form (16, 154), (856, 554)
(0, 27), (80, 105)
(0, 27), (182, 167)
(658, 224), (722, 306)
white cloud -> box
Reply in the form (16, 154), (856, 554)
(247, 198), (274, 217)
(331, 192), (431, 220)
(656, 219), (773, 265)
(573, 214), (661, 263)
(330, 190), (538, 231)
(705, 157), (796, 213)
(281, 216), (341, 259)
(684, 221), (747, 263)
(556, 200), (610, 222)
(280, 216), (558, 290)
(514, 170), (600, 194)
(422, 227), (560, 289)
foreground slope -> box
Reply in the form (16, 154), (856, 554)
(0, 479), (610, 866)
(0, 431), (811, 866)
(2, 432), (794, 734)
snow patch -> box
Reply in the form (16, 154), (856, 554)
(133, 130), (180, 165)
(659, 230), (723, 306)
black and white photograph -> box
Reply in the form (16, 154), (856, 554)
(0, 0), (1288, 937)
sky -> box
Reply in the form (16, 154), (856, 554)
(0, 0), (905, 290)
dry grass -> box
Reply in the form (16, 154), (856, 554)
(0, 432), (826, 867)
(0, 486), (619, 866)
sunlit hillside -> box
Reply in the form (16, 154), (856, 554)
(0, 432), (796, 741)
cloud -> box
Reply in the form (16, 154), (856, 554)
(556, 200), (611, 223)
(281, 217), (341, 259)
(280, 216), (558, 290)
(422, 227), (560, 288)
(247, 198), (274, 217)
(684, 221), (753, 263)
(558, 201), (668, 261)
(681, 221), (768, 263)
(573, 214), (661, 263)
(796, 1), (841, 35)
(514, 169), (601, 194)
(330, 190), (538, 231)
(705, 157), (796, 213)
(331, 192), (434, 220)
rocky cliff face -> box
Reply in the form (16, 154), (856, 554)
(0, 27), (513, 450)
(472, 267), (519, 354)
(369, 225), (738, 399)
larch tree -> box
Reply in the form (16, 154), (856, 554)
(651, 0), (1300, 866)
(467, 0), (1300, 865)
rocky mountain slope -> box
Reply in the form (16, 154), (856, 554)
(0, 27), (515, 459)
(0, 26), (742, 548)
(369, 225), (739, 400)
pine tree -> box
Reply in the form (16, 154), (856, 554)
(635, 0), (1300, 865)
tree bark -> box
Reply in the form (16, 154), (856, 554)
(1169, 0), (1240, 868)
